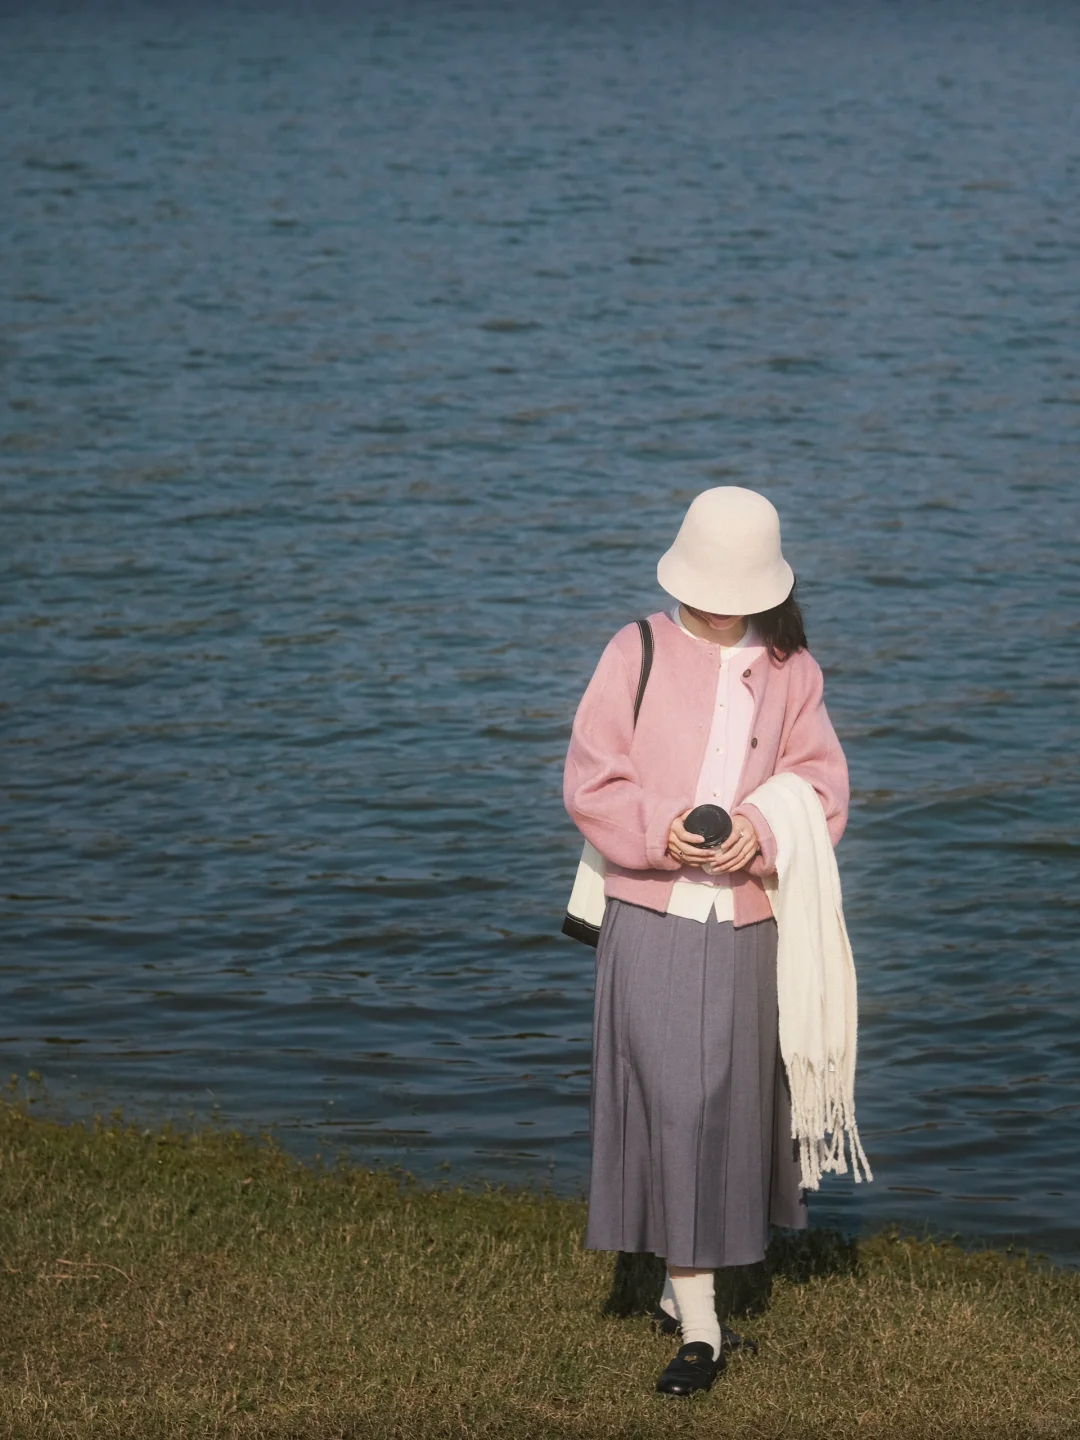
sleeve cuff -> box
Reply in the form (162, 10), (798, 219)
(645, 798), (686, 871)
(734, 803), (777, 876)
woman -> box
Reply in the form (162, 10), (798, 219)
(563, 486), (849, 1396)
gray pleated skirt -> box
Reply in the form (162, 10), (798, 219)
(585, 899), (806, 1269)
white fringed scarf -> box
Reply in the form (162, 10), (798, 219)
(743, 772), (872, 1191)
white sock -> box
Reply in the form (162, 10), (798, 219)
(659, 1269), (680, 1322)
(668, 1268), (721, 1361)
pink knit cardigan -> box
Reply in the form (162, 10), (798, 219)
(563, 610), (850, 928)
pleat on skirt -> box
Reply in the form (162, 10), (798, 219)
(585, 898), (806, 1269)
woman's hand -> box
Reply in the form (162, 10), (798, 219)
(667, 811), (717, 868)
(704, 815), (760, 874)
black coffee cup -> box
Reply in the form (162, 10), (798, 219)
(683, 803), (733, 848)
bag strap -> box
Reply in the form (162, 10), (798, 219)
(632, 618), (654, 728)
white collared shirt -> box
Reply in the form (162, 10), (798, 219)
(665, 608), (764, 923)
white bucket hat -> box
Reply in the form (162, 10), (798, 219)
(657, 485), (794, 615)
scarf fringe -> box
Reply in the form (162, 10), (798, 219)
(788, 1053), (873, 1191)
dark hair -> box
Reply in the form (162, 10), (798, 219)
(751, 580), (806, 662)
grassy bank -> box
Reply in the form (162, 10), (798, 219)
(1, 1101), (1078, 1439)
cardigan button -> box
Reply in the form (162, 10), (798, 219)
(750, 737), (758, 748)
(742, 668), (751, 678)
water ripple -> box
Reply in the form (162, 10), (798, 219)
(2, 0), (1079, 1261)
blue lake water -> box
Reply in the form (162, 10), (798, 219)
(2, 0), (1079, 1262)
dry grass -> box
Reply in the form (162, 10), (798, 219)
(1, 1098), (1078, 1439)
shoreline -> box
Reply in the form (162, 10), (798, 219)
(12, 1073), (1069, 1271)
(3, 1101), (1079, 1438)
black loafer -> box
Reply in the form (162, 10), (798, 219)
(655, 1340), (725, 1395)
(650, 1307), (759, 1356)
